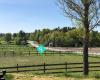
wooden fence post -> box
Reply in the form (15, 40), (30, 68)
(13, 51), (15, 56)
(17, 64), (18, 72)
(53, 51), (54, 55)
(44, 51), (46, 56)
(4, 51), (6, 57)
(59, 51), (62, 56)
(29, 51), (30, 56)
(37, 52), (38, 56)
(44, 63), (46, 74)
(20, 51), (22, 56)
(49, 52), (51, 56)
(65, 62), (67, 73)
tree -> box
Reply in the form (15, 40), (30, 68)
(90, 31), (100, 47)
(42, 29), (50, 35)
(17, 30), (27, 45)
(5, 33), (12, 43)
(13, 33), (17, 41)
(33, 30), (41, 41)
(66, 28), (83, 47)
(61, 27), (76, 32)
(58, 0), (100, 75)
(29, 33), (34, 40)
(26, 33), (30, 40)
(15, 37), (21, 45)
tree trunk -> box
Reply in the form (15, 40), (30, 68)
(83, 28), (89, 75)
(83, 2), (89, 76)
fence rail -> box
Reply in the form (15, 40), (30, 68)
(0, 62), (100, 74)
(0, 50), (75, 57)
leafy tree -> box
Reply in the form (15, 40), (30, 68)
(61, 27), (76, 32)
(5, 33), (12, 43)
(90, 31), (100, 47)
(29, 33), (34, 40)
(19, 30), (26, 38)
(42, 29), (50, 35)
(26, 33), (30, 40)
(13, 33), (17, 40)
(16, 30), (27, 45)
(15, 37), (21, 45)
(33, 30), (41, 41)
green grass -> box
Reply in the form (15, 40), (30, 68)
(0, 44), (54, 56)
(0, 44), (99, 66)
(4, 74), (14, 80)
(0, 53), (100, 67)
(0, 52), (99, 75)
(0, 45), (100, 78)
(0, 45), (36, 52)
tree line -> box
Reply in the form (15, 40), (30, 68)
(0, 27), (100, 47)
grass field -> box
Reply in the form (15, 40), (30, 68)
(0, 53), (100, 67)
(0, 45), (100, 68)
(0, 45), (100, 80)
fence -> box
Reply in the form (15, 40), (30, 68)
(0, 51), (99, 59)
(0, 62), (100, 74)
(0, 50), (74, 57)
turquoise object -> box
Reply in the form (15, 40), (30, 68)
(36, 44), (46, 55)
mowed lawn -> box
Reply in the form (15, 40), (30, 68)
(3, 54), (100, 80)
(0, 45), (100, 80)
(0, 53), (100, 67)
(0, 45), (100, 75)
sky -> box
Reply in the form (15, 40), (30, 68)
(0, 0), (73, 33)
(0, 0), (99, 33)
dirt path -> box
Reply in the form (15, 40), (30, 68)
(11, 73), (95, 80)
(12, 73), (67, 80)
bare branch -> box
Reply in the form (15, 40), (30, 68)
(63, 5), (82, 21)
(89, 20), (100, 31)
(64, 0), (84, 17)
(58, 0), (84, 21)
(58, 0), (100, 31)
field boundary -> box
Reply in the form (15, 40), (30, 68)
(0, 62), (100, 74)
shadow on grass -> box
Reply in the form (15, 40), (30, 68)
(4, 74), (14, 80)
